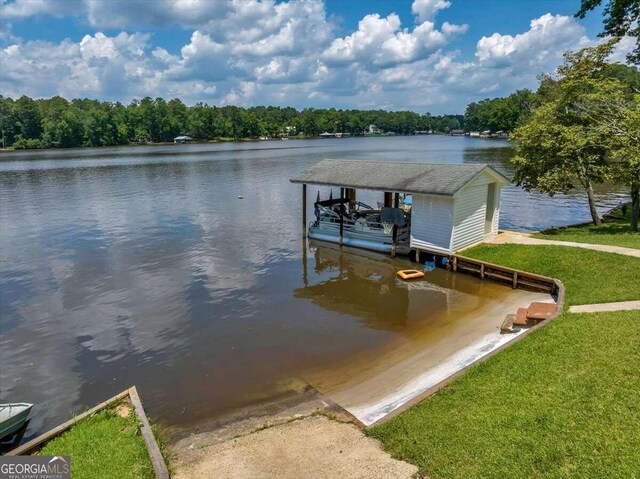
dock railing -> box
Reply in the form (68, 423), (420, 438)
(452, 254), (559, 295)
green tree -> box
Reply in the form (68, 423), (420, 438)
(42, 109), (84, 148)
(464, 89), (535, 133)
(512, 42), (623, 226)
(569, 82), (640, 230)
(0, 96), (17, 147)
(609, 94), (640, 230)
(188, 103), (212, 139)
(576, 0), (639, 64)
(14, 95), (43, 140)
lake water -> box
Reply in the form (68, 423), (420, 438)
(0, 136), (626, 441)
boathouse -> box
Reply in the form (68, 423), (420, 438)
(290, 159), (510, 256)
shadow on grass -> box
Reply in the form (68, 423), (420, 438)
(541, 221), (634, 237)
(534, 207), (639, 249)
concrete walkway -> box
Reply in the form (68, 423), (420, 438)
(173, 416), (417, 479)
(488, 232), (640, 258)
(569, 301), (640, 314)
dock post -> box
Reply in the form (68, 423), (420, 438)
(345, 187), (356, 208)
(302, 235), (308, 287)
(391, 192), (399, 258)
(339, 187), (344, 246)
(302, 183), (307, 237)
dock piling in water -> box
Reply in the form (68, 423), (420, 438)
(302, 183), (307, 237)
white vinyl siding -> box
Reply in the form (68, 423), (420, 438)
(451, 184), (488, 251)
(410, 194), (454, 253)
(491, 191), (500, 235)
(408, 170), (504, 254)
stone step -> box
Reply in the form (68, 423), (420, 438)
(513, 308), (529, 326)
(500, 313), (516, 334)
(526, 302), (557, 321)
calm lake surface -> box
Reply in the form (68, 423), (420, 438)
(0, 136), (626, 441)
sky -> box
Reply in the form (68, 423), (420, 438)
(0, 0), (634, 114)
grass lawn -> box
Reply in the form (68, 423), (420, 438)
(368, 310), (640, 479)
(462, 244), (640, 306)
(533, 208), (640, 250)
(39, 402), (154, 479)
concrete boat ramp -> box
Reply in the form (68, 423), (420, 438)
(304, 287), (551, 426)
(172, 281), (553, 478)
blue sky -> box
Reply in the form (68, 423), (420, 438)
(0, 0), (632, 114)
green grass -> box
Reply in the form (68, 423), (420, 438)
(533, 208), (640, 249)
(369, 310), (640, 479)
(371, 238), (640, 478)
(39, 404), (154, 479)
(462, 244), (640, 306)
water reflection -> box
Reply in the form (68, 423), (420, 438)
(298, 242), (551, 426)
(297, 243), (427, 332)
(0, 137), (627, 442)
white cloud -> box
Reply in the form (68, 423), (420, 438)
(411, 0), (451, 23)
(0, 0), (78, 19)
(309, 12), (598, 112)
(476, 13), (590, 68)
(168, 31), (232, 82)
(322, 12), (467, 69)
(0, 2), (627, 114)
(0, 32), (156, 99)
(0, 0), (232, 28)
(609, 35), (636, 63)
(85, 0), (232, 29)
(0, 19), (12, 40)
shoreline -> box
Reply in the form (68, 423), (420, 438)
(166, 282), (553, 444)
(166, 272), (562, 479)
(0, 132), (462, 155)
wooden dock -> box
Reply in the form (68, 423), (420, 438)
(451, 254), (559, 295)
(7, 386), (169, 479)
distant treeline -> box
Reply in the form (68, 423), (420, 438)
(463, 63), (640, 135)
(0, 95), (467, 149)
(463, 90), (536, 134)
(2, 62), (637, 150)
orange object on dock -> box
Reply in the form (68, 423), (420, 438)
(397, 270), (425, 280)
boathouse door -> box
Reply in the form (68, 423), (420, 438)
(484, 183), (497, 235)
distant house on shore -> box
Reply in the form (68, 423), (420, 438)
(469, 131), (480, 138)
(450, 129), (465, 136)
(174, 135), (192, 144)
(495, 130), (509, 139)
(480, 130), (491, 138)
(319, 132), (335, 138)
(368, 124), (380, 134)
